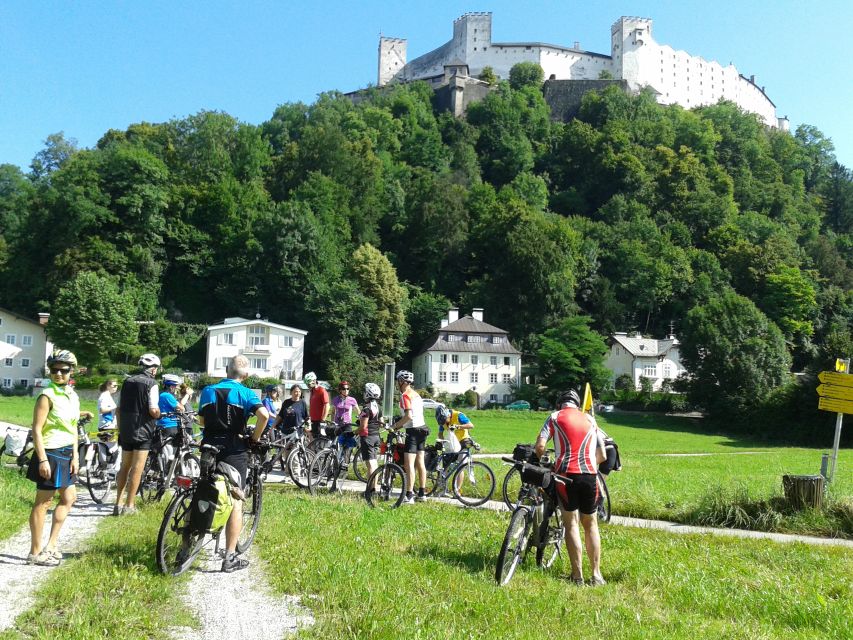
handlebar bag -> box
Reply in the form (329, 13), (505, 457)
(520, 463), (552, 490)
(512, 443), (536, 462)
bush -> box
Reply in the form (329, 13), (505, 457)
(0, 384), (31, 397)
(614, 374), (634, 391)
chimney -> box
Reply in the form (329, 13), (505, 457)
(472, 308), (484, 322)
(38, 313), (50, 326)
(750, 74), (755, 83)
(573, 41), (580, 49)
(634, 331), (642, 339)
(448, 308), (459, 323)
(440, 318), (449, 328)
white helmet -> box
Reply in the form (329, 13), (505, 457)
(162, 373), (182, 386)
(139, 353), (161, 368)
(364, 383), (381, 400)
(395, 370), (414, 383)
(303, 371), (317, 384)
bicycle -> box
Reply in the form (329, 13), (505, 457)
(495, 457), (568, 586)
(139, 411), (201, 502)
(424, 437), (495, 507)
(238, 436), (286, 550)
(80, 422), (122, 503)
(282, 422), (316, 489)
(307, 423), (368, 493)
(363, 426), (407, 510)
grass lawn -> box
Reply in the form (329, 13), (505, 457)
(0, 502), (194, 640)
(0, 467), (34, 542)
(0, 396), (98, 428)
(256, 488), (852, 640)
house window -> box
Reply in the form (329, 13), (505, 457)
(503, 394), (512, 404)
(4, 335), (15, 345)
(447, 334), (460, 342)
(489, 373), (497, 383)
(504, 357), (511, 366)
(663, 364), (672, 378)
(489, 394), (498, 402)
(249, 357), (268, 370)
(492, 336), (504, 344)
(450, 372), (459, 383)
(470, 355), (478, 365)
(2, 378), (11, 388)
(440, 354), (448, 364)
(248, 325), (268, 347)
(451, 355), (459, 364)
(3, 358), (12, 367)
(490, 356), (497, 366)
(439, 372), (447, 382)
(22, 335), (33, 347)
(278, 335), (294, 348)
(467, 335), (483, 343)
(282, 359), (294, 378)
(215, 357), (228, 369)
(502, 374), (511, 384)
(21, 358), (30, 367)
(470, 373), (478, 383)
(218, 333), (235, 346)
(643, 364), (657, 377)
(20, 379), (29, 387)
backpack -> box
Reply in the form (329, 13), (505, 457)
(189, 474), (233, 534)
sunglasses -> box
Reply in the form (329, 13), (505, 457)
(50, 367), (72, 374)
(340, 387), (350, 391)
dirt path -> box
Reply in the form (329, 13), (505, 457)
(0, 492), (112, 632)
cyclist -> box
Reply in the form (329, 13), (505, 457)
(97, 379), (118, 430)
(26, 350), (93, 565)
(197, 355), (269, 573)
(272, 384), (308, 437)
(535, 389), (607, 586)
(262, 384), (281, 418)
(157, 374), (185, 437)
(304, 372), (329, 440)
(332, 380), (360, 447)
(392, 370), (428, 504)
(114, 353), (162, 516)
(358, 382), (383, 485)
(435, 404), (475, 458)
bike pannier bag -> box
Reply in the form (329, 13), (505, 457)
(512, 443), (536, 462)
(4, 427), (29, 456)
(189, 475), (233, 533)
(520, 463), (552, 490)
(443, 429), (462, 453)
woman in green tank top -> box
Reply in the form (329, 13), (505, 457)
(26, 350), (93, 566)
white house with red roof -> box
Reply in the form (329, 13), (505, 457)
(604, 331), (686, 391)
(412, 308), (522, 406)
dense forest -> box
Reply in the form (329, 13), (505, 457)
(1, 64), (851, 440)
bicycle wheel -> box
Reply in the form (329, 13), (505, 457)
(308, 450), (339, 496)
(495, 507), (532, 586)
(452, 460), (496, 507)
(156, 490), (206, 576)
(364, 463), (405, 510)
(85, 450), (113, 504)
(597, 472), (611, 523)
(424, 469), (444, 497)
(306, 437), (330, 454)
(502, 465), (523, 510)
(286, 447), (314, 489)
(351, 449), (368, 483)
(535, 502), (564, 568)
(137, 455), (162, 502)
(236, 473), (263, 554)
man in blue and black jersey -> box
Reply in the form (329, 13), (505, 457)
(198, 355), (269, 573)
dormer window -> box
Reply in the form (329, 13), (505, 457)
(447, 334), (460, 342)
(492, 336), (504, 344)
(467, 335), (483, 343)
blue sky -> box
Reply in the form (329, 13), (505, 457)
(2, 1), (851, 170)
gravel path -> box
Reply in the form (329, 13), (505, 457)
(173, 541), (313, 640)
(0, 492), (111, 632)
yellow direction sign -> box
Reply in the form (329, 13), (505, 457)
(817, 384), (853, 401)
(818, 397), (853, 415)
(837, 359), (850, 373)
(818, 371), (853, 388)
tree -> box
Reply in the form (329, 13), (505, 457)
(478, 66), (497, 86)
(30, 132), (79, 179)
(536, 315), (610, 397)
(680, 291), (791, 416)
(509, 62), (544, 90)
(47, 272), (138, 365)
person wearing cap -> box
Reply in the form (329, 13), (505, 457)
(157, 374), (185, 438)
(262, 385), (281, 424)
(113, 353), (162, 516)
(26, 349), (93, 565)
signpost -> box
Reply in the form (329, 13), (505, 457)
(817, 359), (850, 483)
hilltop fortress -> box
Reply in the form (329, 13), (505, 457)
(378, 13), (788, 129)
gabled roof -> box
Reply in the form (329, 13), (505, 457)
(444, 315), (508, 335)
(416, 315), (520, 356)
(207, 317), (308, 335)
(611, 333), (678, 357)
(0, 306), (44, 329)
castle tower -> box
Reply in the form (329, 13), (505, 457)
(451, 12), (492, 73)
(378, 37), (407, 86)
(611, 16), (653, 86)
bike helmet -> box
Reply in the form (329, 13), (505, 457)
(557, 389), (581, 408)
(363, 382), (381, 400)
(47, 349), (77, 368)
(435, 404), (451, 426)
(395, 370), (414, 383)
(162, 373), (182, 387)
(303, 371), (317, 384)
(264, 384), (277, 393)
(138, 353), (161, 368)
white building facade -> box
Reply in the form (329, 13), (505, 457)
(0, 308), (52, 389)
(412, 308), (522, 407)
(206, 317), (307, 380)
(379, 13), (787, 129)
(604, 331), (686, 391)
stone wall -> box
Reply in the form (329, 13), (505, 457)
(542, 79), (629, 121)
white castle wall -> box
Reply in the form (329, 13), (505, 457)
(380, 13), (783, 128)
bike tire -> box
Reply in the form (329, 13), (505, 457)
(424, 469), (443, 497)
(597, 472), (611, 523)
(85, 448), (113, 504)
(364, 463), (405, 510)
(156, 490), (206, 576)
(351, 449), (368, 483)
(452, 460), (496, 507)
(535, 502), (564, 568)
(236, 472), (263, 554)
(286, 447), (313, 489)
(308, 450), (339, 496)
(137, 455), (158, 502)
(306, 437), (330, 454)
(502, 465), (523, 510)
(495, 507), (531, 586)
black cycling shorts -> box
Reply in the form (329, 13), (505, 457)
(310, 420), (324, 438)
(360, 435), (380, 461)
(404, 428), (429, 453)
(556, 473), (599, 515)
(202, 433), (249, 489)
(119, 422), (155, 451)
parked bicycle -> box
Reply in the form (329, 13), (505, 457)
(80, 421), (122, 503)
(424, 437), (495, 507)
(139, 411), (201, 502)
(281, 421), (315, 489)
(495, 456), (568, 586)
(363, 426), (407, 509)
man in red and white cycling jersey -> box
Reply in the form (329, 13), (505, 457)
(535, 389), (607, 586)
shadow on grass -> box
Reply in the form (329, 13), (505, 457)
(410, 542), (494, 576)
